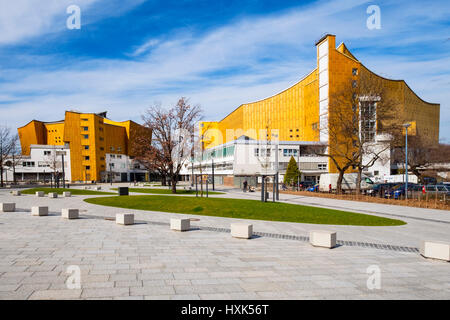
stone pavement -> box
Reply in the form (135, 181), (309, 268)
(0, 187), (449, 300)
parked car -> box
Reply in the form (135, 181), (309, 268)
(422, 177), (437, 185)
(424, 184), (450, 196)
(387, 183), (417, 199)
(307, 184), (319, 192)
(367, 183), (399, 197)
(299, 181), (315, 190)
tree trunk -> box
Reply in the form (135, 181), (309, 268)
(0, 165), (3, 187)
(356, 168), (362, 195)
(171, 177), (177, 194)
(336, 170), (344, 194)
(411, 167), (422, 184)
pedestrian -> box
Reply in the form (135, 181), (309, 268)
(329, 183), (332, 193)
(243, 180), (248, 192)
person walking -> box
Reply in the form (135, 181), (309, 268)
(329, 183), (332, 193)
(243, 180), (248, 192)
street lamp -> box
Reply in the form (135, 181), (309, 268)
(403, 123), (411, 200)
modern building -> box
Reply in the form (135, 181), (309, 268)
(1, 144), (71, 183)
(14, 111), (151, 183)
(182, 34), (440, 186)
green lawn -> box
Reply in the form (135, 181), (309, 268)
(84, 195), (406, 226)
(22, 187), (115, 196)
(112, 187), (224, 195)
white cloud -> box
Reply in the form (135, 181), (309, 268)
(0, 0), (449, 141)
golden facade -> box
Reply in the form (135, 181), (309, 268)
(201, 35), (440, 173)
(18, 111), (150, 182)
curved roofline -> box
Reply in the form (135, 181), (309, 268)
(360, 63), (440, 106)
(217, 68), (317, 122)
(17, 119), (64, 129)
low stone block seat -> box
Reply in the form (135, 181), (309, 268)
(231, 223), (253, 239)
(116, 213), (134, 225)
(32, 206), (48, 216)
(170, 218), (190, 231)
(309, 230), (337, 249)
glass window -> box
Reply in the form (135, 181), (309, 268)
(82, 127), (88, 131)
(352, 68), (358, 76)
(84, 145), (89, 150)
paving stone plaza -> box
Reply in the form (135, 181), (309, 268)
(0, 185), (449, 300)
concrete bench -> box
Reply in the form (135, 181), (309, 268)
(48, 193), (58, 198)
(309, 230), (337, 249)
(12, 190), (21, 196)
(36, 191), (45, 197)
(116, 213), (134, 225)
(231, 223), (253, 239)
(95, 186), (101, 190)
(420, 241), (450, 262)
(63, 192), (71, 197)
(32, 206), (48, 216)
(170, 218), (190, 231)
(1, 203), (16, 212)
(62, 208), (79, 219)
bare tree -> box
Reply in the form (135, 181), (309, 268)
(6, 137), (22, 184)
(391, 137), (450, 183)
(318, 69), (400, 193)
(0, 127), (18, 187)
(44, 148), (61, 188)
(142, 97), (202, 193)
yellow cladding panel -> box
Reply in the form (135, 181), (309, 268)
(44, 123), (65, 146)
(201, 68), (319, 149)
(17, 120), (46, 155)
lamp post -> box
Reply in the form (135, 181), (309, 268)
(61, 149), (66, 189)
(212, 158), (215, 191)
(403, 123), (411, 200)
(109, 163), (113, 186)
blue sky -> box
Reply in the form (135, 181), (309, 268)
(0, 0), (449, 141)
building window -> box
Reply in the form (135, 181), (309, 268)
(83, 134), (89, 139)
(352, 80), (357, 88)
(374, 170), (379, 176)
(312, 123), (318, 131)
(85, 166), (90, 170)
(352, 68), (358, 76)
(360, 101), (377, 142)
(82, 127), (88, 131)
(99, 137), (104, 141)
(44, 151), (51, 156)
(84, 145), (89, 150)
(85, 156), (90, 160)
(318, 163), (327, 170)
(22, 161), (35, 167)
(254, 148), (259, 157)
(81, 118), (88, 121)
(117, 155), (122, 159)
(110, 147), (115, 151)
(283, 149), (298, 157)
(117, 147), (121, 152)
(100, 147), (104, 151)
(99, 127), (103, 132)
